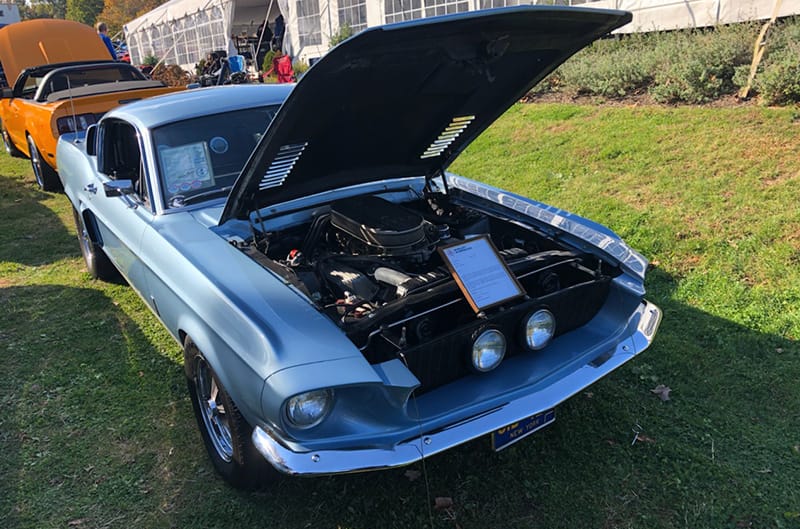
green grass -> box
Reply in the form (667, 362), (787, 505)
(2, 103), (799, 529)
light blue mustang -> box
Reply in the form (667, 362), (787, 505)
(57, 6), (661, 488)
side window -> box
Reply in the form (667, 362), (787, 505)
(100, 120), (151, 209)
(14, 73), (39, 99)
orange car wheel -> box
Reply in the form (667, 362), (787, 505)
(26, 134), (61, 192)
(2, 128), (24, 158)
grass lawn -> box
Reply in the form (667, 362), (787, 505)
(1, 103), (799, 529)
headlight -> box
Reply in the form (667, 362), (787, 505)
(471, 329), (506, 372)
(56, 113), (98, 134)
(523, 309), (556, 350)
(285, 389), (334, 429)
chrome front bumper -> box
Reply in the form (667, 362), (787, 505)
(252, 300), (661, 476)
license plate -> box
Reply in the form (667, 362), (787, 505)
(491, 409), (556, 451)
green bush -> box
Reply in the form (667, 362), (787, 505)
(744, 18), (800, 105)
(555, 34), (658, 97)
(649, 25), (753, 103)
(293, 59), (310, 79)
(329, 24), (354, 47)
(261, 49), (277, 73)
(754, 46), (800, 105)
(524, 18), (800, 105)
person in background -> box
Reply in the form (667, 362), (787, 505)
(255, 22), (272, 71)
(272, 14), (284, 51)
(96, 22), (117, 60)
(203, 52), (221, 76)
(263, 50), (294, 83)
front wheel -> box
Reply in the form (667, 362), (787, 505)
(184, 338), (277, 488)
(2, 127), (24, 158)
(71, 207), (118, 281)
(26, 134), (61, 192)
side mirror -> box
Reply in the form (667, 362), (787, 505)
(85, 125), (98, 156)
(103, 180), (135, 197)
(1, 87), (13, 99)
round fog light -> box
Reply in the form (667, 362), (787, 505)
(524, 309), (556, 350)
(471, 329), (506, 372)
(285, 389), (334, 429)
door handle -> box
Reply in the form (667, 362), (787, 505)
(84, 183), (97, 194)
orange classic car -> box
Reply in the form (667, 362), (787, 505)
(0, 19), (180, 190)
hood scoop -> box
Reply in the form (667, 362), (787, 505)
(421, 116), (476, 159)
(259, 142), (308, 191)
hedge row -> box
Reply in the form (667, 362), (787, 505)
(533, 16), (800, 105)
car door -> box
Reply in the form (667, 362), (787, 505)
(87, 118), (153, 292)
(1, 76), (29, 151)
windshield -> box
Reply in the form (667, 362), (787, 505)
(152, 105), (281, 209)
(20, 64), (146, 100)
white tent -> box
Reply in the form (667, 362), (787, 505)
(126, 0), (799, 70)
(124, 0), (285, 70)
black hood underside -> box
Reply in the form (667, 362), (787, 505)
(221, 6), (631, 224)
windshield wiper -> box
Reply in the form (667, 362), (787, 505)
(172, 186), (234, 207)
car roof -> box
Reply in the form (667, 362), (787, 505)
(106, 84), (294, 130)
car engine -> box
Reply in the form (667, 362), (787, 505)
(242, 191), (618, 392)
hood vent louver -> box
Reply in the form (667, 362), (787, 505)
(259, 142), (308, 190)
(420, 115), (475, 159)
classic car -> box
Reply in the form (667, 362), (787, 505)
(0, 19), (180, 191)
(57, 7), (661, 489)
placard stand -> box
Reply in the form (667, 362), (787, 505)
(438, 235), (525, 313)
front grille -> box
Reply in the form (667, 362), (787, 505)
(377, 278), (611, 394)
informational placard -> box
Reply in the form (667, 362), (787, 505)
(439, 235), (525, 313)
(159, 142), (214, 196)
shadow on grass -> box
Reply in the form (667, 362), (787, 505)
(0, 284), (189, 528)
(0, 173), (77, 267)
(2, 274), (798, 529)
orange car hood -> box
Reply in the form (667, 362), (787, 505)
(0, 19), (111, 84)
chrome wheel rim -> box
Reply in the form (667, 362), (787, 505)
(27, 136), (44, 188)
(75, 212), (93, 260)
(2, 130), (12, 155)
(194, 358), (234, 462)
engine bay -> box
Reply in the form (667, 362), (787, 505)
(239, 191), (619, 391)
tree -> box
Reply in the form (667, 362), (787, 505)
(19, 0), (68, 19)
(66, 0), (105, 25)
(97, 0), (164, 35)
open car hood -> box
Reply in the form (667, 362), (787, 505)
(0, 19), (113, 84)
(220, 6), (631, 224)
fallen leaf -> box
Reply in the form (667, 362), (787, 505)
(404, 469), (421, 482)
(636, 434), (656, 444)
(434, 497), (454, 510)
(650, 384), (671, 402)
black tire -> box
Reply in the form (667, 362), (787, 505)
(26, 134), (62, 192)
(72, 206), (119, 281)
(2, 127), (24, 158)
(184, 337), (277, 489)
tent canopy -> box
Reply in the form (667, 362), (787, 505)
(124, 0), (284, 69)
